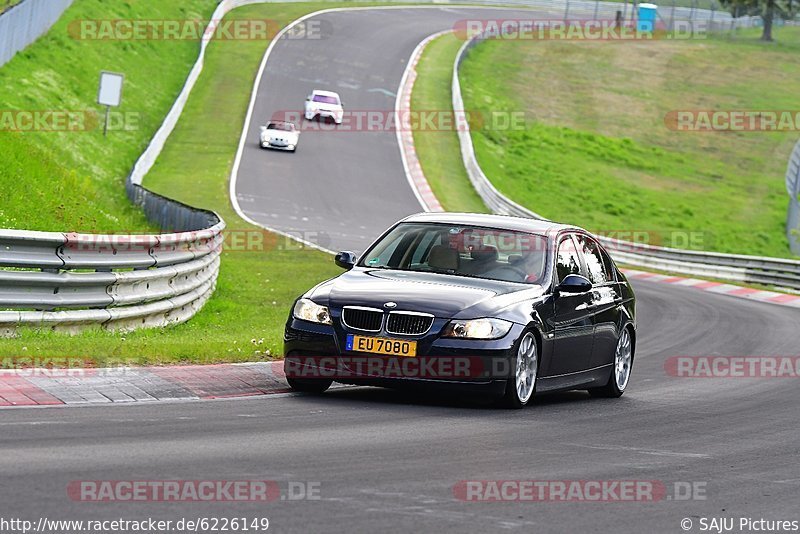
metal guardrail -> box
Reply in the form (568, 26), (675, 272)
(452, 33), (800, 292)
(0, 212), (224, 335)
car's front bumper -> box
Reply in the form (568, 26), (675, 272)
(260, 139), (295, 150)
(284, 318), (524, 396)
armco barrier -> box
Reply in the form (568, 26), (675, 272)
(452, 32), (800, 292)
(0, 217), (224, 335)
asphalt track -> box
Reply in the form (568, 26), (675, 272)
(2, 8), (798, 534)
(233, 7), (552, 253)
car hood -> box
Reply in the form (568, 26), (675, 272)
(262, 129), (297, 140)
(308, 268), (546, 320)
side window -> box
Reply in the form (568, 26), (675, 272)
(599, 245), (617, 283)
(556, 236), (582, 283)
(577, 235), (612, 285)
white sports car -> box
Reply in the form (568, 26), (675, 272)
(304, 89), (344, 124)
(259, 120), (299, 152)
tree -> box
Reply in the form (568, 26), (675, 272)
(719, 0), (795, 41)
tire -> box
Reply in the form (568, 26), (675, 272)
(287, 377), (332, 394)
(498, 331), (539, 409)
(589, 326), (634, 398)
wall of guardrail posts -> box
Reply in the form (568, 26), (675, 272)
(0, 0), (73, 67)
(787, 141), (800, 256)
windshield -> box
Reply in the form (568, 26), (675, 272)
(266, 122), (294, 131)
(312, 94), (339, 105)
(359, 223), (549, 284)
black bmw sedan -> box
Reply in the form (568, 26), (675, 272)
(284, 213), (636, 408)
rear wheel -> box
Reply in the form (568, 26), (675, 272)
(589, 326), (633, 398)
(499, 331), (538, 409)
(287, 377), (332, 394)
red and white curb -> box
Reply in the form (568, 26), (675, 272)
(396, 31), (447, 213)
(623, 268), (800, 308)
(0, 361), (289, 408)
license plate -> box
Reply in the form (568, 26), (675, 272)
(346, 335), (417, 357)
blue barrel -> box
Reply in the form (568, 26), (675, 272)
(637, 3), (658, 32)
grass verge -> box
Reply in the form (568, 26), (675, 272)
(456, 27), (800, 258)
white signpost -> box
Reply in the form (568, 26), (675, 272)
(97, 71), (124, 136)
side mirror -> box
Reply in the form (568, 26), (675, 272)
(335, 251), (357, 270)
(306, 96), (312, 101)
(557, 274), (592, 294)
(259, 125), (266, 133)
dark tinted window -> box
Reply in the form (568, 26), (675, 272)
(577, 235), (612, 284)
(556, 236), (582, 282)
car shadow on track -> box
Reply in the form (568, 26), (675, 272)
(302, 385), (597, 411)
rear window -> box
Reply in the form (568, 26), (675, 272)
(312, 94), (339, 105)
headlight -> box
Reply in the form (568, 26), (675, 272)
(293, 298), (332, 325)
(442, 318), (512, 340)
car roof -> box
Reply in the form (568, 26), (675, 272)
(399, 212), (582, 237)
(311, 89), (340, 97)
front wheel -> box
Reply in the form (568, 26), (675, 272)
(498, 331), (538, 409)
(589, 327), (633, 398)
(287, 377), (332, 394)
